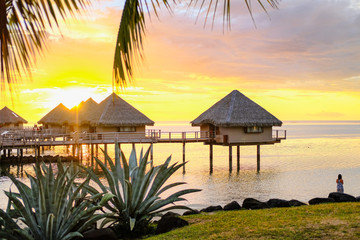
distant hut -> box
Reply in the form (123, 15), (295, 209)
(71, 98), (99, 133)
(0, 107), (27, 129)
(92, 93), (154, 135)
(191, 90), (283, 145)
(37, 93), (154, 136)
(38, 103), (74, 134)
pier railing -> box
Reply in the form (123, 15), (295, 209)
(0, 129), (287, 147)
(146, 130), (211, 142)
(272, 130), (287, 140)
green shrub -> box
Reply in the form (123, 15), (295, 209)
(1, 161), (113, 240)
(85, 144), (201, 232)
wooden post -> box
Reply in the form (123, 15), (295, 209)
(209, 143), (213, 174)
(91, 144), (94, 167)
(20, 149), (23, 158)
(72, 145), (75, 157)
(237, 146), (240, 172)
(150, 143), (153, 167)
(7, 149), (11, 158)
(132, 143), (135, 151)
(77, 145), (80, 160)
(95, 144), (99, 158)
(257, 145), (261, 172)
(229, 145), (232, 173)
(80, 145), (83, 162)
(104, 144), (108, 166)
(182, 142), (186, 174)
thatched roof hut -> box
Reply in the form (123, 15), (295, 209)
(192, 90), (282, 127)
(38, 103), (73, 125)
(71, 98), (99, 125)
(37, 93), (154, 133)
(0, 106), (27, 125)
(95, 93), (154, 127)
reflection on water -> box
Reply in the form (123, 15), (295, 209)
(0, 121), (360, 210)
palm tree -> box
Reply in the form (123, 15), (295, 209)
(0, 0), (278, 90)
(0, 0), (90, 90)
(113, 0), (279, 88)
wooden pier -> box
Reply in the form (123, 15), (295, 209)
(0, 129), (286, 173)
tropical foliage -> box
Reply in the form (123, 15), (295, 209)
(0, 160), (113, 240)
(84, 144), (201, 232)
(0, 0), (89, 87)
(113, 0), (279, 88)
(1, 0), (279, 90)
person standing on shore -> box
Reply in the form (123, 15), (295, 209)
(336, 174), (344, 193)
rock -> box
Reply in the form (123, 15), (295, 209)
(242, 198), (269, 210)
(308, 197), (335, 205)
(183, 209), (200, 216)
(328, 192), (357, 202)
(223, 201), (242, 211)
(82, 228), (117, 240)
(156, 215), (189, 234)
(200, 205), (223, 212)
(288, 199), (307, 207)
(162, 211), (180, 218)
(266, 199), (291, 208)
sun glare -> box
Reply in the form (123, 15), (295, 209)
(48, 87), (111, 109)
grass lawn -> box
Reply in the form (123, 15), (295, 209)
(146, 203), (360, 240)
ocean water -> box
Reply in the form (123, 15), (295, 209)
(0, 121), (359, 210)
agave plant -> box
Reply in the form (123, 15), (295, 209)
(2, 161), (113, 240)
(85, 144), (201, 232)
(0, 208), (23, 240)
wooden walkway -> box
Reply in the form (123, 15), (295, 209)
(0, 129), (287, 173)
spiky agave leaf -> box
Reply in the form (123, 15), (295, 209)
(87, 143), (201, 232)
(5, 160), (113, 240)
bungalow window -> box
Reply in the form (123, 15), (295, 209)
(244, 126), (263, 133)
(118, 126), (136, 132)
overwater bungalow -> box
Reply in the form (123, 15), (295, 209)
(191, 90), (285, 172)
(38, 93), (154, 137)
(91, 93), (154, 135)
(0, 107), (28, 130)
(191, 90), (283, 145)
(38, 103), (74, 134)
(71, 98), (99, 133)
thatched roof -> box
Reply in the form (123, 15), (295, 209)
(95, 93), (154, 126)
(38, 93), (154, 127)
(38, 103), (73, 125)
(191, 90), (282, 127)
(0, 107), (27, 124)
(71, 98), (99, 125)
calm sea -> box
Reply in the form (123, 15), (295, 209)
(1, 121), (359, 210)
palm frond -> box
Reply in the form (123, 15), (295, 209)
(0, 0), (90, 91)
(113, 0), (173, 89)
(113, 0), (279, 88)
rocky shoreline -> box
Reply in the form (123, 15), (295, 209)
(156, 192), (360, 234)
(82, 192), (360, 239)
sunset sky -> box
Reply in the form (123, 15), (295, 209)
(1, 0), (360, 125)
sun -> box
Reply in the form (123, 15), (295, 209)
(47, 87), (111, 109)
